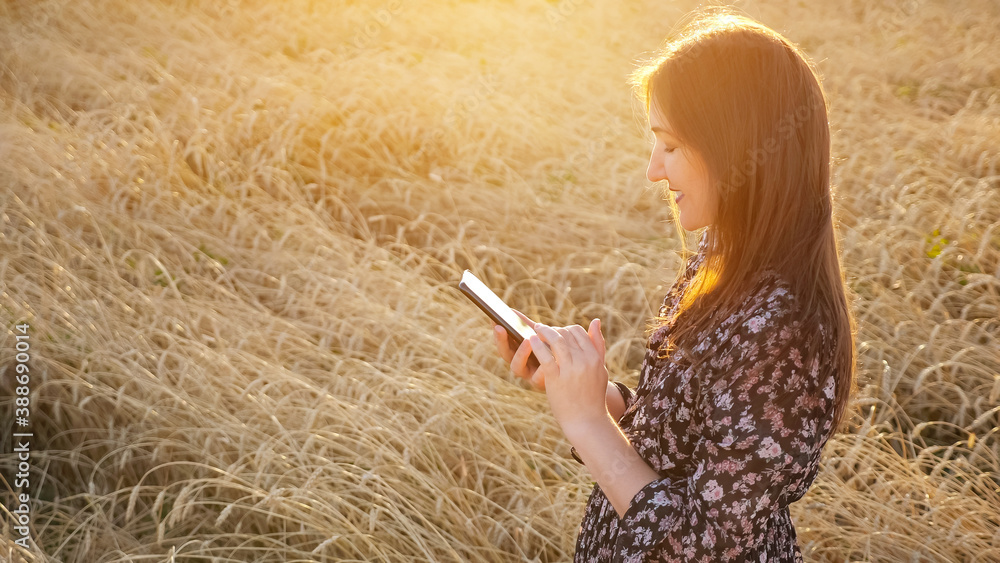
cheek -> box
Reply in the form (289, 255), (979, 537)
(659, 153), (675, 170)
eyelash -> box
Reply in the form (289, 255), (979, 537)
(651, 137), (676, 154)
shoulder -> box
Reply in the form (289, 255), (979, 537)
(720, 270), (798, 333)
(709, 270), (821, 370)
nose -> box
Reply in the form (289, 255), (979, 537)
(646, 147), (666, 184)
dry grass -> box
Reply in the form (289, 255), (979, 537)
(0, 0), (998, 561)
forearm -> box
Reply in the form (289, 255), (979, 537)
(562, 414), (661, 519)
(606, 380), (626, 422)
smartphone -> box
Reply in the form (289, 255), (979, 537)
(459, 269), (539, 366)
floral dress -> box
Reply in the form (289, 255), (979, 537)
(573, 232), (838, 562)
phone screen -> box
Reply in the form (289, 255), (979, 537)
(459, 270), (536, 343)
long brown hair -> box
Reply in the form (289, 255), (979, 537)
(629, 8), (858, 433)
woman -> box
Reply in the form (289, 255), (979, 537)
(492, 8), (857, 562)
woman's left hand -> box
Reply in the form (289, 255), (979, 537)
(529, 319), (610, 430)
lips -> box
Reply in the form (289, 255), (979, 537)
(675, 193), (684, 203)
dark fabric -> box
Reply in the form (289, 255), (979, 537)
(573, 231), (838, 562)
(612, 381), (635, 412)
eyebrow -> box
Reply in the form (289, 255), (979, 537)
(650, 126), (677, 137)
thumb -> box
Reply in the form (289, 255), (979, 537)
(588, 318), (605, 358)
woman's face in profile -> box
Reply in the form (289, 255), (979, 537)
(645, 102), (719, 232)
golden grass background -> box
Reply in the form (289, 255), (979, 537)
(1, 0), (998, 560)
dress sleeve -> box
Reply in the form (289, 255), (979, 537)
(613, 380), (636, 413)
(613, 283), (836, 562)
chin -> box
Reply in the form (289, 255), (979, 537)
(679, 218), (704, 232)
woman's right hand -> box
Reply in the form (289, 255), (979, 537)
(493, 309), (544, 391)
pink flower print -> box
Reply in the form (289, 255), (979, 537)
(789, 347), (803, 368)
(701, 479), (724, 502)
(780, 325), (792, 340)
(747, 314), (767, 333)
(715, 391), (733, 410)
(719, 432), (735, 448)
(763, 403), (784, 429)
(713, 458), (743, 475)
(652, 490), (670, 507)
(660, 454), (676, 470)
(823, 376), (835, 399)
(757, 436), (782, 459)
(810, 356), (821, 377)
(700, 525), (717, 549)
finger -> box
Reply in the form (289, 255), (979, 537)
(493, 325), (514, 362)
(532, 323), (566, 345)
(528, 334), (555, 364)
(553, 326), (584, 352)
(588, 318), (606, 358)
(512, 309), (536, 325)
(563, 325), (599, 367)
(564, 324), (593, 352)
(510, 337), (535, 377)
(532, 324), (572, 365)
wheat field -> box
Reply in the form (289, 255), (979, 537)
(0, 0), (998, 561)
